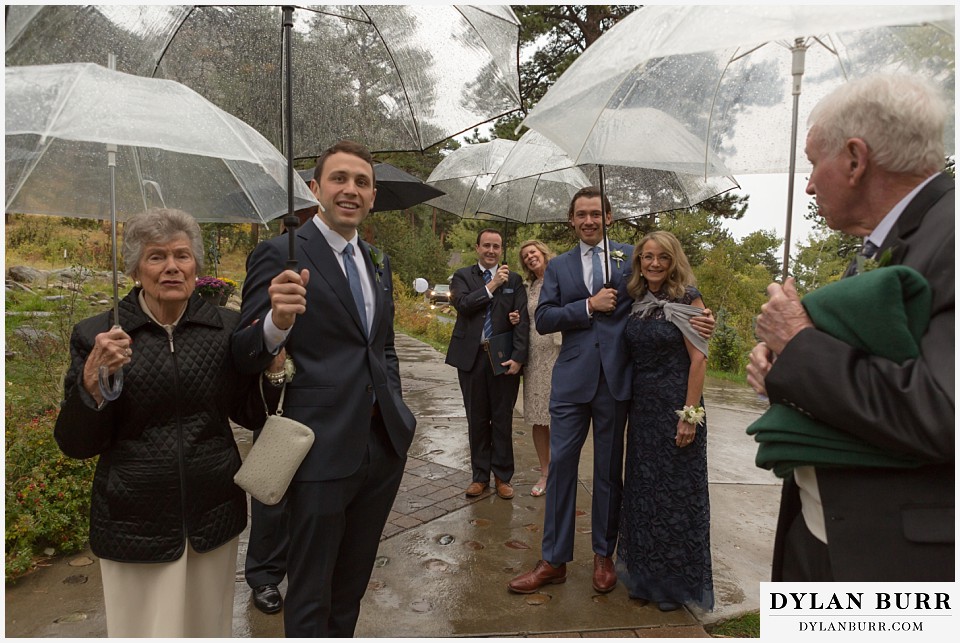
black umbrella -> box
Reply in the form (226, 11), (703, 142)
(298, 163), (444, 214)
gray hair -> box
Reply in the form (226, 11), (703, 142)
(808, 74), (947, 176)
(122, 208), (203, 277)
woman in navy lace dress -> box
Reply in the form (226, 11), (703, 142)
(615, 230), (713, 612)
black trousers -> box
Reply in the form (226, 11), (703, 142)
(282, 414), (405, 637)
(244, 494), (289, 588)
(457, 346), (521, 484)
(781, 512), (835, 582)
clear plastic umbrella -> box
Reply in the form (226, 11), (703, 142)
(5, 4), (523, 157)
(5, 61), (319, 398)
(426, 134), (738, 284)
(6, 63), (318, 223)
(487, 130), (738, 223)
(424, 140), (527, 221)
(521, 4), (955, 278)
(6, 4), (522, 263)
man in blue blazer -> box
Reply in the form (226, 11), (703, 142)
(508, 186), (632, 594)
(509, 186), (714, 595)
(233, 140), (416, 636)
(749, 74), (954, 581)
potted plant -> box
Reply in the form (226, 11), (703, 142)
(195, 276), (236, 306)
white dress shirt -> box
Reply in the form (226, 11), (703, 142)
(264, 215), (376, 350)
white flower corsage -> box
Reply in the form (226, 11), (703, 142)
(675, 405), (705, 426)
(610, 249), (626, 267)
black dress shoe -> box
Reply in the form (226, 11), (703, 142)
(252, 584), (283, 614)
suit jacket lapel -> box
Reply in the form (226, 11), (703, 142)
(299, 223), (366, 336)
(608, 242), (624, 286)
(564, 247), (590, 299)
(470, 264), (487, 295)
(884, 172), (953, 262)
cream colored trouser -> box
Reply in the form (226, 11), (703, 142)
(99, 536), (238, 637)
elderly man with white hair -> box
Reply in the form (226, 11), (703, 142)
(748, 74), (954, 582)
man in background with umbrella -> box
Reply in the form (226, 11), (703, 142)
(446, 228), (529, 500)
(748, 74), (954, 581)
(233, 140), (416, 636)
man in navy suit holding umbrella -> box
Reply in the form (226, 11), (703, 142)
(234, 140), (415, 636)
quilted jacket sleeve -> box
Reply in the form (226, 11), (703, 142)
(54, 320), (117, 459)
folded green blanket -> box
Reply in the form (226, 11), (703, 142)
(746, 265), (931, 478)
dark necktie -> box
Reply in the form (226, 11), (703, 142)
(482, 268), (493, 341)
(850, 240), (880, 276)
(591, 246), (604, 294)
(342, 244), (368, 337)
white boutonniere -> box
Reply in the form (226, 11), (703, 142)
(610, 249), (626, 267)
(369, 246), (385, 282)
(675, 405), (706, 426)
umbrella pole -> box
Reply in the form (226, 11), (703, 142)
(598, 164), (611, 287)
(98, 54), (123, 401)
(782, 39), (807, 282)
(282, 6), (298, 269)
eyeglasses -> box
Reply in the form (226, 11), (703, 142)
(640, 253), (671, 264)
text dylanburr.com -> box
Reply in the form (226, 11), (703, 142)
(760, 583), (954, 640)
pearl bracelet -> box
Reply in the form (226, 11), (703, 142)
(264, 356), (295, 388)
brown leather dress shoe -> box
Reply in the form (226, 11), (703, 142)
(592, 554), (617, 593)
(494, 476), (514, 499)
(465, 481), (488, 497)
(508, 560), (566, 594)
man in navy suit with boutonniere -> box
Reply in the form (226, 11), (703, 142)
(233, 140), (416, 637)
(447, 228), (529, 501)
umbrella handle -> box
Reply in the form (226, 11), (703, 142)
(98, 365), (123, 401)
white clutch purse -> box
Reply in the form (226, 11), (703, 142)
(234, 378), (314, 505)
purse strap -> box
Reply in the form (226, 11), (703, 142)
(260, 374), (287, 417)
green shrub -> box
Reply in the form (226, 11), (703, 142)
(708, 307), (746, 375)
(5, 269), (103, 581)
(393, 283), (453, 353)
(6, 215), (58, 247)
(5, 406), (97, 582)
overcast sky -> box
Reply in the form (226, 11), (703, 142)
(723, 173), (818, 260)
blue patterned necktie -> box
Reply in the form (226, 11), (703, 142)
(482, 268), (493, 341)
(342, 243), (368, 337)
(591, 246), (604, 294)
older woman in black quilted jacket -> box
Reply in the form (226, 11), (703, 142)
(54, 208), (270, 637)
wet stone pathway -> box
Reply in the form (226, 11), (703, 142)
(4, 333), (776, 638)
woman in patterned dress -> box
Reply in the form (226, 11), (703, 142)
(616, 230), (713, 612)
(511, 239), (560, 497)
